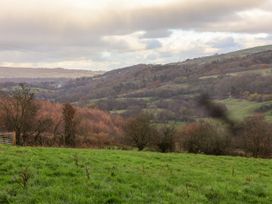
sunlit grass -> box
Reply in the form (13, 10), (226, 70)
(0, 145), (272, 203)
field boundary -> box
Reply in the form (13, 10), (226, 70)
(0, 132), (15, 145)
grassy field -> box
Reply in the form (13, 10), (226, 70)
(1, 145), (272, 204)
(218, 98), (272, 121)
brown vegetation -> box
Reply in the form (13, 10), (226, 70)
(17, 47), (271, 123)
(0, 85), (124, 147)
(63, 103), (77, 147)
(124, 113), (155, 151)
(1, 85), (272, 158)
(181, 121), (230, 155)
(0, 85), (39, 145)
(154, 125), (176, 153)
(237, 115), (272, 157)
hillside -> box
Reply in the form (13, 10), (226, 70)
(33, 45), (272, 122)
(0, 67), (103, 80)
(171, 45), (272, 66)
(1, 45), (272, 122)
(0, 145), (272, 203)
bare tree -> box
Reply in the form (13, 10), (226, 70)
(239, 115), (272, 157)
(0, 84), (38, 145)
(63, 103), (77, 147)
(155, 125), (176, 153)
(124, 113), (154, 150)
(31, 118), (53, 145)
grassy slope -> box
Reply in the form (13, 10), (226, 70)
(92, 67), (272, 122)
(1, 145), (272, 204)
(218, 98), (272, 121)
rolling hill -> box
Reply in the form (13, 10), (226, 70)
(0, 67), (103, 80)
(36, 45), (272, 121)
(1, 45), (272, 122)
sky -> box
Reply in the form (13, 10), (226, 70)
(0, 0), (272, 71)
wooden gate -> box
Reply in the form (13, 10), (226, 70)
(0, 132), (15, 145)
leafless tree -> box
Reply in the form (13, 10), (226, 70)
(0, 84), (38, 145)
(124, 113), (154, 150)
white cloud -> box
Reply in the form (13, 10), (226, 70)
(0, 0), (271, 70)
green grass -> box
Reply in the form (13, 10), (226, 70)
(227, 68), (272, 77)
(199, 68), (272, 80)
(157, 83), (189, 90)
(110, 110), (127, 114)
(1, 145), (272, 203)
(154, 120), (186, 128)
(217, 98), (272, 121)
(218, 98), (260, 120)
(117, 97), (154, 102)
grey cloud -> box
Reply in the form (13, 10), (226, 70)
(211, 37), (241, 50)
(260, 35), (272, 44)
(141, 30), (172, 39)
(85, 0), (268, 39)
(0, 0), (268, 50)
(204, 16), (272, 33)
(0, 0), (271, 70)
(266, 35), (272, 40)
(130, 1), (254, 30)
(155, 47), (210, 63)
(145, 40), (162, 49)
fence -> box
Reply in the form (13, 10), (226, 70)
(0, 132), (15, 145)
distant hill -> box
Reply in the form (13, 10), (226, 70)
(0, 67), (103, 79)
(170, 44), (272, 66)
(2, 45), (272, 122)
(40, 45), (272, 122)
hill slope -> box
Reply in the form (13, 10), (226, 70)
(36, 45), (272, 121)
(0, 145), (272, 203)
(1, 45), (272, 122)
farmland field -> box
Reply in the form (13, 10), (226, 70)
(218, 98), (272, 121)
(0, 145), (272, 204)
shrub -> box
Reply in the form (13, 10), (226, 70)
(182, 121), (230, 155)
(124, 113), (155, 150)
(63, 103), (77, 147)
(155, 125), (176, 153)
(238, 115), (272, 158)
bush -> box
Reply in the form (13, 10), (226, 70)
(63, 103), (77, 147)
(182, 121), (230, 155)
(238, 115), (272, 158)
(155, 125), (176, 153)
(124, 113), (155, 151)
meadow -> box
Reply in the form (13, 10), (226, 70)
(217, 98), (272, 121)
(0, 145), (272, 203)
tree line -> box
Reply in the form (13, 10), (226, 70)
(1, 85), (272, 158)
(123, 94), (272, 158)
(0, 84), (123, 147)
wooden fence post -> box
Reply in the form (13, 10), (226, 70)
(12, 132), (16, 145)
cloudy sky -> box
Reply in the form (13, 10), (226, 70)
(0, 0), (272, 70)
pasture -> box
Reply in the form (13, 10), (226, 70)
(0, 145), (272, 203)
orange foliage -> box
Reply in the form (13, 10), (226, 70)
(0, 99), (124, 147)
(38, 101), (123, 147)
